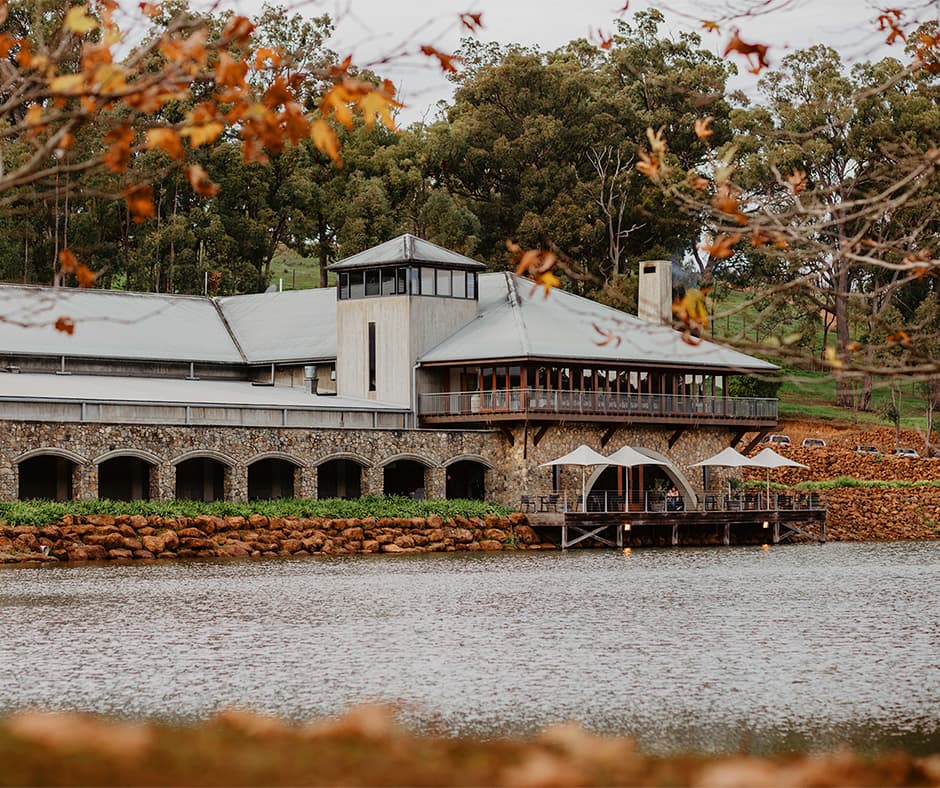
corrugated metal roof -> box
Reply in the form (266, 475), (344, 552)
(328, 234), (487, 272)
(419, 272), (777, 372)
(0, 372), (406, 410)
(215, 289), (336, 364)
(0, 286), (244, 364)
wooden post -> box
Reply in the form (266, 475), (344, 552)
(562, 522), (567, 550)
(617, 524), (623, 548)
(672, 522), (678, 546)
(723, 522), (730, 546)
(773, 519), (780, 544)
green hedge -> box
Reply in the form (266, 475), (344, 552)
(0, 496), (512, 528)
(795, 477), (940, 491)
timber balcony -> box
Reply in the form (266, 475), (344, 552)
(418, 388), (778, 426)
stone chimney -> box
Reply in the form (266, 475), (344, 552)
(637, 259), (672, 325)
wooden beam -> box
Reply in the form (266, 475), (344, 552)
(743, 432), (768, 453)
(600, 425), (619, 447)
(730, 430), (746, 448)
(500, 426), (515, 446)
(532, 424), (550, 447)
(668, 427), (686, 448)
(523, 420), (529, 460)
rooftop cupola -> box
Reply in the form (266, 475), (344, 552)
(328, 235), (486, 406)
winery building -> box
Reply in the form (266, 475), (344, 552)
(0, 235), (777, 508)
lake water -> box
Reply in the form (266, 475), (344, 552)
(1, 542), (938, 755)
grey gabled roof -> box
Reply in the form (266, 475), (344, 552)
(327, 234), (487, 272)
(0, 285), (244, 364)
(215, 288), (336, 365)
(418, 272), (777, 372)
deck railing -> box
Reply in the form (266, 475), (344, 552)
(519, 490), (825, 515)
(419, 388), (777, 423)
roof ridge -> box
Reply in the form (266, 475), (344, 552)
(505, 272), (530, 356)
(209, 297), (248, 364)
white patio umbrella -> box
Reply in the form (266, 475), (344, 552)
(605, 445), (668, 510)
(690, 446), (757, 501)
(539, 444), (609, 505)
(750, 447), (809, 499)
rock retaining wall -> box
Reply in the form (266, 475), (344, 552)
(0, 512), (557, 565)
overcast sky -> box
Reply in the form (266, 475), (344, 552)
(231, 0), (937, 125)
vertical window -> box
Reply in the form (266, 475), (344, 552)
(368, 322), (376, 392)
(467, 272), (477, 299)
(381, 268), (396, 295)
(452, 270), (466, 298)
(436, 269), (452, 296)
(349, 271), (364, 298)
(338, 272), (349, 300)
(421, 267), (435, 295)
(397, 267), (408, 294)
(409, 267), (420, 295)
(365, 269), (380, 296)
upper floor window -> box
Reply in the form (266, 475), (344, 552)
(337, 266), (479, 301)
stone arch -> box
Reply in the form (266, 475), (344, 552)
(316, 453), (368, 500)
(170, 449), (236, 467)
(442, 454), (494, 470)
(445, 458), (489, 500)
(585, 448), (697, 509)
(245, 451), (305, 468)
(94, 450), (160, 502)
(380, 454), (435, 499)
(15, 447), (88, 466)
(378, 453), (436, 469)
(311, 452), (374, 469)
(93, 448), (163, 466)
(247, 454), (302, 500)
(173, 451), (233, 502)
(16, 449), (85, 501)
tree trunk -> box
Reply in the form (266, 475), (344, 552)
(318, 210), (329, 289)
(834, 259), (853, 407)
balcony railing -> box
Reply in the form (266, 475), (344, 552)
(519, 489), (825, 514)
(418, 388), (777, 424)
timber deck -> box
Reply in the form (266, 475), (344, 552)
(536, 508), (827, 549)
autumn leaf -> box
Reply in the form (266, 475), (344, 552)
(886, 329), (912, 347)
(459, 13), (483, 33)
(145, 127), (184, 160)
(723, 30), (770, 73)
(59, 248), (79, 273)
(64, 5), (98, 35)
(534, 270), (560, 297)
(216, 52), (248, 89)
(50, 73), (85, 95)
(262, 77), (293, 109)
(124, 184), (155, 223)
(694, 116), (714, 141)
(55, 317), (75, 335)
(75, 263), (97, 288)
(420, 45), (461, 74)
(138, 2), (160, 19)
(186, 163), (219, 196)
(359, 88), (402, 130)
(0, 0), (7, 26)
(636, 149), (660, 181)
(645, 126), (667, 156)
(592, 29), (613, 50)
(673, 288), (709, 333)
(222, 15), (255, 46)
(319, 85), (355, 129)
(180, 121), (224, 147)
(701, 233), (741, 259)
(712, 183), (747, 224)
(310, 119), (341, 166)
(786, 169), (807, 193)
(687, 170), (709, 190)
(877, 10), (906, 45)
(701, 20), (720, 34)
(103, 126), (134, 172)
(253, 47), (282, 70)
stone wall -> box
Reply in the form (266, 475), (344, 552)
(0, 419), (743, 505)
(0, 512), (556, 565)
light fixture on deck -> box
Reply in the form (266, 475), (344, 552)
(762, 521), (769, 529)
(623, 522), (632, 532)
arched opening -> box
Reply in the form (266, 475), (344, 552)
(248, 458), (296, 500)
(175, 458), (226, 502)
(446, 460), (486, 500)
(383, 460), (426, 498)
(18, 455), (75, 500)
(317, 459), (362, 499)
(586, 458), (695, 512)
(98, 457), (152, 501)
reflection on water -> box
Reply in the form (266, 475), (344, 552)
(1, 542), (938, 755)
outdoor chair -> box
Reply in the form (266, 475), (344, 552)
(520, 495), (535, 513)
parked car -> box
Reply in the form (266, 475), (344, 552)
(891, 448), (919, 459)
(764, 434), (791, 446)
(801, 438), (827, 448)
(854, 445), (880, 454)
